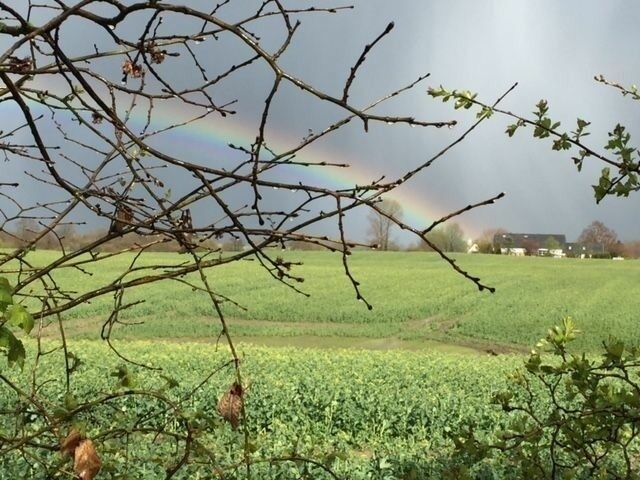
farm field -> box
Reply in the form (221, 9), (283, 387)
(1, 340), (523, 479)
(2, 250), (639, 478)
(5, 249), (639, 352)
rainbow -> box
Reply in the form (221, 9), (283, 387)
(131, 102), (455, 231)
(8, 95), (473, 235)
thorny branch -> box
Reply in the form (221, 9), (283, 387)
(0, 1), (504, 477)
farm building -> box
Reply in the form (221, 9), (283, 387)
(493, 233), (567, 257)
(566, 242), (619, 258)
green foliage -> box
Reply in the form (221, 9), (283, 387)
(3, 251), (638, 351)
(505, 120), (524, 138)
(542, 236), (560, 251)
(531, 99), (561, 139)
(454, 319), (640, 479)
(427, 86), (477, 110)
(0, 277), (12, 311)
(0, 326), (26, 369)
(0, 276), (33, 369)
(429, 82), (640, 202)
(6, 304), (34, 334)
(111, 364), (137, 388)
(0, 340), (516, 479)
(423, 223), (468, 253)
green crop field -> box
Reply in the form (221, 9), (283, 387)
(4, 249), (639, 351)
(2, 250), (639, 478)
(1, 341), (524, 479)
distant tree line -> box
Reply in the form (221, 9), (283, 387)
(0, 220), (240, 252)
(365, 207), (640, 257)
(475, 220), (634, 258)
(3, 214), (637, 258)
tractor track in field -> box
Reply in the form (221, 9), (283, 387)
(38, 314), (528, 355)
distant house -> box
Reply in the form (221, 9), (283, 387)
(493, 233), (567, 257)
(566, 242), (615, 258)
(565, 242), (587, 258)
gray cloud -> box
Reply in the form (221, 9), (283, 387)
(274, 0), (640, 242)
(2, 1), (639, 244)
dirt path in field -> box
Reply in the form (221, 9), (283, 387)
(39, 314), (528, 355)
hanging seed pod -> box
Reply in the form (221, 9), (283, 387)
(60, 428), (82, 458)
(59, 429), (101, 480)
(109, 203), (134, 234)
(74, 439), (101, 480)
(217, 382), (243, 430)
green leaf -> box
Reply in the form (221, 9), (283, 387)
(552, 134), (571, 151)
(0, 326), (26, 369)
(477, 106), (494, 120)
(111, 364), (136, 388)
(427, 86), (448, 98)
(505, 123), (519, 137)
(64, 392), (79, 411)
(535, 99), (549, 116)
(453, 90), (477, 110)
(525, 353), (541, 373)
(603, 338), (625, 366)
(533, 117), (553, 139)
(66, 351), (82, 374)
(0, 277), (12, 313)
(160, 374), (179, 389)
(52, 407), (71, 420)
(6, 304), (34, 335)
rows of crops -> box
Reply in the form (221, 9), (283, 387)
(1, 340), (524, 479)
(2, 250), (639, 478)
(9, 250), (640, 351)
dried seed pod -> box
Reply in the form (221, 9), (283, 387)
(176, 208), (194, 253)
(122, 59), (144, 78)
(60, 428), (83, 458)
(109, 203), (134, 234)
(7, 56), (32, 73)
(74, 439), (101, 480)
(217, 382), (243, 430)
(91, 112), (104, 124)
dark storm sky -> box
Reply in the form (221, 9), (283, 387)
(2, 1), (639, 244)
(270, 0), (640, 242)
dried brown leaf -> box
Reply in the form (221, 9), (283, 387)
(60, 428), (83, 458)
(74, 439), (101, 480)
(109, 204), (134, 234)
(91, 112), (104, 124)
(150, 49), (166, 64)
(122, 60), (144, 78)
(217, 382), (243, 430)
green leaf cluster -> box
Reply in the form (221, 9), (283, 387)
(0, 277), (34, 370)
(427, 85), (478, 110)
(531, 100), (561, 139)
(111, 364), (137, 388)
(429, 81), (640, 203)
(455, 320), (640, 478)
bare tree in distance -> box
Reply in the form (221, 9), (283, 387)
(366, 198), (403, 250)
(521, 238), (540, 256)
(622, 240), (640, 258)
(578, 220), (619, 254)
(474, 227), (507, 253)
(578, 220), (623, 255)
(417, 222), (467, 252)
(0, 1), (508, 477)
